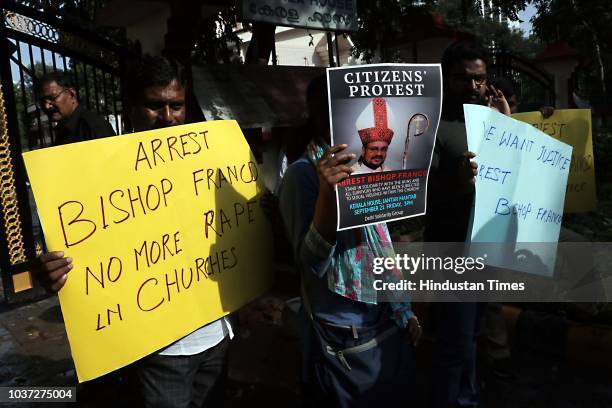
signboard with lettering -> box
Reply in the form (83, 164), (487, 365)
(465, 105), (572, 276)
(513, 109), (596, 213)
(240, 0), (357, 32)
(23, 121), (274, 382)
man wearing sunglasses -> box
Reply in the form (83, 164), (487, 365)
(36, 72), (116, 145)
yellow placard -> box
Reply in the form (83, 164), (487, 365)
(23, 121), (274, 382)
(512, 109), (597, 213)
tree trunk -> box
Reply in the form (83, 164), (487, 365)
(570, 0), (608, 126)
(245, 23), (276, 65)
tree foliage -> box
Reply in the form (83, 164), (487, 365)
(434, 0), (541, 57)
(530, 0), (610, 47)
(531, 0), (610, 120)
(190, 6), (243, 65)
(350, 0), (540, 63)
(350, 0), (433, 63)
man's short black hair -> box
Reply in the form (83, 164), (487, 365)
(489, 77), (518, 100)
(126, 55), (186, 101)
(35, 71), (75, 95)
(441, 42), (488, 79)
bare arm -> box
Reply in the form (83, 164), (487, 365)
(313, 144), (355, 244)
(486, 84), (511, 116)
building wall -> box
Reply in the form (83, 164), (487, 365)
(125, 7), (171, 56)
(238, 27), (355, 67)
(275, 28), (326, 66)
(95, 0), (172, 56)
(537, 59), (579, 109)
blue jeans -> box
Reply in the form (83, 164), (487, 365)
(301, 311), (416, 408)
(432, 303), (487, 408)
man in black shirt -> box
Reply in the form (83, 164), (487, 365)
(36, 72), (116, 145)
(426, 43), (509, 243)
(426, 42), (510, 408)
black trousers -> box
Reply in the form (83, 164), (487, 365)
(131, 337), (229, 408)
(432, 303), (487, 408)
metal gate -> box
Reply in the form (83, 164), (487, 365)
(0, 0), (128, 303)
(489, 47), (556, 108)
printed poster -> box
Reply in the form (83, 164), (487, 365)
(327, 64), (442, 230)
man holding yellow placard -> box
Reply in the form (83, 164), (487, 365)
(33, 56), (233, 408)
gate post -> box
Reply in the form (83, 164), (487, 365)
(0, 9), (38, 302)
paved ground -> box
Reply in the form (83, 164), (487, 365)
(1, 293), (612, 407)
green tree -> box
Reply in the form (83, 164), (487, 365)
(191, 6), (243, 65)
(531, 0), (610, 125)
(434, 0), (541, 57)
(350, 0), (425, 63)
(12, 61), (52, 151)
(350, 0), (539, 63)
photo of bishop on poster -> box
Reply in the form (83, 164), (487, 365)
(327, 64), (442, 230)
